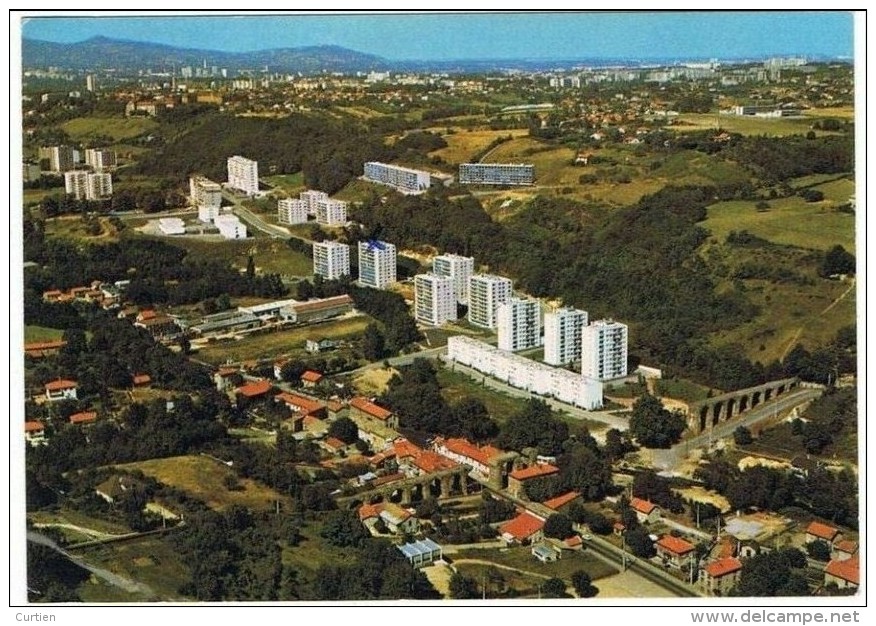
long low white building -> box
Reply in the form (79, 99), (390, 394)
(446, 335), (603, 410)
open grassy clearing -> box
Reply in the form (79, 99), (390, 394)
(672, 113), (834, 137)
(61, 116), (158, 142)
(653, 377), (714, 403)
(75, 536), (191, 601)
(710, 277), (855, 364)
(29, 508), (133, 536)
(24, 325), (65, 343)
(281, 520), (351, 578)
(430, 128), (529, 164)
(44, 215), (123, 243)
(114, 455), (289, 511)
(437, 365), (527, 424)
(23, 186), (65, 206)
(704, 197), (855, 252)
(263, 172), (305, 196)
(134, 235), (312, 276)
(193, 316), (371, 365)
(454, 544), (618, 581)
(801, 106), (855, 120)
(813, 177), (856, 204)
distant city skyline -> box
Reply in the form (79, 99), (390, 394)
(20, 11), (855, 61)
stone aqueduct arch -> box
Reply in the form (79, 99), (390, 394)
(338, 465), (473, 510)
(686, 377), (800, 436)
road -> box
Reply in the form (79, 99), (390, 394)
(650, 388), (822, 472)
(219, 188), (291, 238)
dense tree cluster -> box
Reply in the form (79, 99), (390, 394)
(731, 548), (809, 597)
(27, 543), (91, 602)
(495, 399), (568, 456)
(628, 394), (686, 448)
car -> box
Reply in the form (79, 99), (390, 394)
(583, 533), (593, 541)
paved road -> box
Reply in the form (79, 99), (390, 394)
(650, 388), (822, 472)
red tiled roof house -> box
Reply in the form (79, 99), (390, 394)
(656, 534), (696, 570)
(700, 557), (743, 596)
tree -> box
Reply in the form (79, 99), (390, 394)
(820, 245), (855, 277)
(625, 527), (656, 558)
(628, 394), (686, 448)
(361, 323), (386, 361)
(496, 399), (568, 456)
(755, 200), (771, 212)
(571, 570), (598, 598)
(320, 510), (369, 548)
(246, 255), (256, 279)
(327, 417), (359, 445)
(733, 426), (753, 446)
(806, 540), (831, 562)
(280, 360), (307, 385)
(543, 513), (574, 540)
(540, 577), (567, 599)
(449, 572), (480, 599)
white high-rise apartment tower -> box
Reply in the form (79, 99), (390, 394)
(414, 274), (457, 326)
(581, 319), (628, 381)
(226, 155), (259, 196)
(543, 307), (588, 366)
(467, 274), (512, 330)
(65, 171), (113, 200)
(357, 240), (397, 289)
(432, 254), (474, 304)
(84, 148), (117, 171)
(300, 190), (328, 216)
(316, 199), (348, 225)
(278, 198), (308, 225)
(313, 241), (351, 280)
(497, 297), (542, 351)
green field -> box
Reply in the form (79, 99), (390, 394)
(704, 197), (855, 252)
(135, 235), (313, 277)
(437, 365), (528, 423)
(44, 215), (122, 243)
(653, 378), (713, 403)
(115, 455), (290, 511)
(61, 116), (158, 142)
(673, 113), (836, 137)
(24, 325), (65, 343)
(430, 128), (529, 165)
(281, 521), (353, 579)
(194, 316), (371, 365)
(23, 186), (65, 206)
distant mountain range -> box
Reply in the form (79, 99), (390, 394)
(22, 36), (846, 75)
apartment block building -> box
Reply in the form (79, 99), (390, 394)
(414, 273), (457, 326)
(39, 145), (75, 172)
(190, 176), (223, 209)
(581, 319), (629, 381)
(458, 163), (535, 186)
(447, 336), (603, 410)
(84, 148), (117, 171)
(497, 297), (542, 351)
(315, 199), (348, 226)
(313, 241), (351, 280)
(214, 214), (247, 239)
(300, 190), (329, 216)
(358, 240), (397, 289)
(432, 253), (474, 304)
(226, 155), (259, 195)
(543, 307), (589, 366)
(64, 171), (113, 201)
(363, 161), (431, 195)
(278, 198), (308, 225)
(467, 274), (513, 330)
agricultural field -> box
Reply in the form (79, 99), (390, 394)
(61, 116), (158, 142)
(672, 113), (833, 137)
(703, 195), (855, 252)
(193, 315), (371, 365)
(114, 455), (290, 512)
(430, 128), (529, 165)
(24, 325), (65, 343)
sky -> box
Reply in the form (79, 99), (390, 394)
(19, 10), (856, 61)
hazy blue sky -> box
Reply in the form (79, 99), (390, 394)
(20, 11), (855, 60)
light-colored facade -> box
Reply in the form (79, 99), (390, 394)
(300, 190), (329, 216)
(313, 241), (351, 280)
(65, 171), (113, 200)
(432, 254), (474, 304)
(315, 199), (348, 226)
(414, 273), (457, 326)
(543, 307), (588, 366)
(278, 198), (308, 225)
(226, 155), (259, 195)
(190, 176), (223, 209)
(459, 163), (535, 186)
(447, 335), (603, 410)
(158, 218), (186, 235)
(363, 161), (431, 195)
(581, 319), (628, 381)
(357, 240), (397, 289)
(40, 145), (75, 172)
(497, 297), (542, 351)
(467, 274), (513, 330)
(198, 204), (220, 223)
(214, 214), (247, 239)
(84, 148), (117, 171)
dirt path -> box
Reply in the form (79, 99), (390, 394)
(780, 277), (855, 361)
(33, 522), (126, 541)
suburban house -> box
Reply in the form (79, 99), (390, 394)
(45, 379), (78, 402)
(397, 538), (442, 568)
(542, 491), (581, 512)
(305, 338), (339, 353)
(630, 497), (661, 524)
(24, 339), (67, 359)
(134, 313), (179, 339)
(349, 396), (398, 429)
(831, 540), (858, 562)
(132, 373), (152, 387)
(699, 557), (743, 596)
(24, 421), (46, 446)
(499, 512), (546, 545)
(69, 411), (98, 426)
(274, 392), (326, 419)
(656, 534), (696, 570)
(300, 370), (324, 388)
(322, 436), (353, 455)
(824, 556), (859, 591)
(507, 463), (560, 498)
(214, 367), (240, 392)
(358, 501), (419, 535)
(273, 359), (288, 381)
(235, 379), (275, 403)
(432, 437), (504, 479)
(805, 521), (842, 547)
(532, 542), (561, 563)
